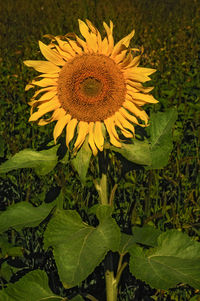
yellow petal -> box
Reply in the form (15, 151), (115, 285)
(101, 37), (109, 55)
(36, 90), (57, 102)
(32, 87), (57, 99)
(32, 78), (57, 87)
(94, 121), (104, 151)
(115, 111), (136, 135)
(74, 121), (89, 150)
(74, 34), (89, 53)
(124, 67), (156, 82)
(119, 107), (140, 125)
(114, 114), (134, 138)
(122, 101), (149, 125)
(35, 96), (60, 111)
(29, 98), (60, 122)
(124, 53), (142, 69)
(113, 49), (128, 64)
(104, 117), (121, 147)
(66, 118), (78, 147)
(78, 19), (97, 53)
(67, 39), (83, 55)
(37, 108), (65, 125)
(55, 37), (76, 56)
(53, 114), (71, 143)
(126, 81), (154, 93)
(25, 84), (34, 91)
(103, 21), (114, 55)
(24, 60), (60, 73)
(39, 41), (65, 66)
(119, 51), (133, 68)
(128, 92), (158, 104)
(54, 45), (73, 61)
(88, 122), (98, 156)
(37, 73), (59, 78)
(111, 29), (135, 57)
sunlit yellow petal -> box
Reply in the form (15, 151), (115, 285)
(88, 122), (98, 156)
(115, 111), (135, 136)
(24, 60), (61, 74)
(74, 121), (89, 150)
(53, 114), (71, 143)
(114, 114), (134, 138)
(128, 92), (158, 104)
(104, 117), (121, 147)
(31, 78), (57, 87)
(94, 121), (104, 151)
(103, 21), (114, 55)
(78, 19), (98, 53)
(39, 41), (66, 66)
(66, 118), (78, 147)
(122, 101), (149, 125)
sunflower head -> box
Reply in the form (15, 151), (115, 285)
(24, 19), (158, 156)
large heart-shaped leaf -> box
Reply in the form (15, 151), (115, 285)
(0, 201), (55, 233)
(0, 270), (61, 301)
(44, 207), (120, 288)
(129, 230), (200, 289)
(0, 145), (59, 175)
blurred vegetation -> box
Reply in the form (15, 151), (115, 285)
(0, 0), (200, 300)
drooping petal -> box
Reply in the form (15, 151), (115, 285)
(115, 111), (136, 135)
(66, 118), (78, 147)
(74, 121), (89, 150)
(29, 98), (60, 122)
(53, 114), (71, 143)
(94, 121), (104, 151)
(38, 107), (66, 125)
(104, 117), (121, 147)
(88, 122), (98, 156)
(114, 113), (134, 138)
(122, 101), (149, 125)
(128, 92), (158, 104)
(111, 29), (135, 57)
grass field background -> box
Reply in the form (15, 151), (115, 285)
(0, 0), (200, 300)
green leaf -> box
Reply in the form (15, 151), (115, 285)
(129, 230), (200, 289)
(44, 208), (120, 288)
(0, 201), (55, 233)
(111, 139), (151, 166)
(0, 145), (59, 175)
(132, 225), (162, 247)
(118, 233), (136, 255)
(71, 138), (92, 183)
(148, 108), (177, 169)
(111, 108), (177, 169)
(0, 270), (61, 301)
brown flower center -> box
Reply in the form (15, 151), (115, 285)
(57, 54), (126, 122)
(80, 77), (103, 100)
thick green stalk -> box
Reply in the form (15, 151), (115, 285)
(96, 151), (118, 301)
(105, 252), (118, 301)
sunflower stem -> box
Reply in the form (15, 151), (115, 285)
(105, 252), (118, 301)
(97, 151), (118, 301)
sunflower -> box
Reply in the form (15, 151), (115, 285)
(24, 19), (158, 156)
